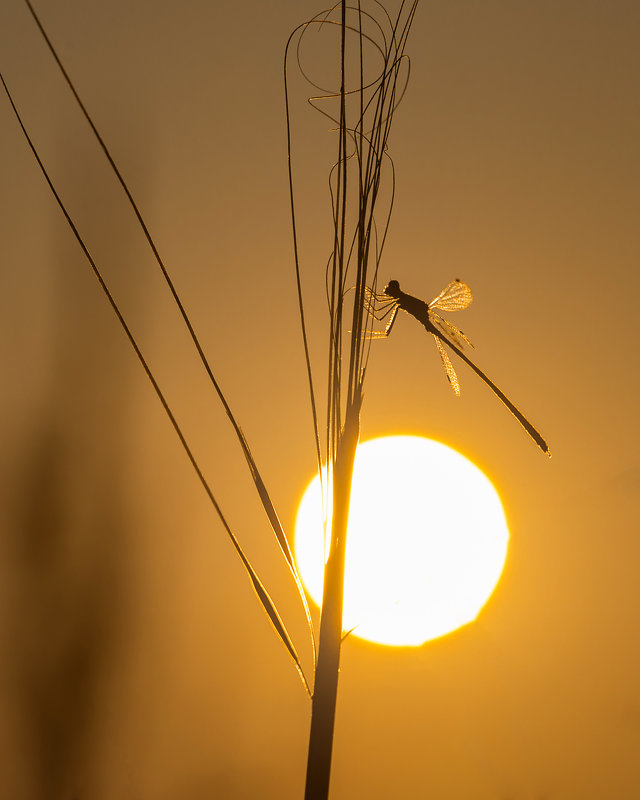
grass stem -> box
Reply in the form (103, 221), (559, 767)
(304, 398), (361, 800)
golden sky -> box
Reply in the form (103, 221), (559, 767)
(1, 1), (639, 798)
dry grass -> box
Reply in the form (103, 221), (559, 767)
(1, 1), (420, 797)
(284, 3), (419, 796)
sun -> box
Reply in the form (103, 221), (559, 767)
(294, 435), (509, 646)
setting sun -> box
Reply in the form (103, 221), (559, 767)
(294, 436), (509, 646)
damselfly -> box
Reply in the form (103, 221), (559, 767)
(364, 279), (550, 455)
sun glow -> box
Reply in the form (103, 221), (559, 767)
(294, 436), (509, 646)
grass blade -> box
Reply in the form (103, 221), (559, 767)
(20, 0), (316, 665)
(0, 69), (310, 694)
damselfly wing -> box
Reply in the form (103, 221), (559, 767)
(427, 280), (474, 396)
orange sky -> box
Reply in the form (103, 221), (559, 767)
(1, 1), (639, 798)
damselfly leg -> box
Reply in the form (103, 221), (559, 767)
(362, 286), (399, 338)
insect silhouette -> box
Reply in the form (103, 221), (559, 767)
(364, 279), (550, 455)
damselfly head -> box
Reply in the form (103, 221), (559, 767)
(384, 279), (401, 298)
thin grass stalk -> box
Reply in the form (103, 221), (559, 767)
(285, 2), (419, 792)
(0, 71), (312, 694)
(304, 4), (356, 796)
(1, 5), (317, 689)
(304, 397), (360, 800)
(20, 0), (316, 667)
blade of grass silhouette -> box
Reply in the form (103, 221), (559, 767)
(301, 6), (356, 794)
(285, 3), (420, 794)
(285, 6), (404, 498)
(0, 70), (311, 696)
(21, 0), (316, 669)
(286, 3), (412, 468)
(284, 20), (326, 514)
(305, 397), (361, 800)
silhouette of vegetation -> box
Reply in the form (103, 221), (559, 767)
(0, 1), (419, 795)
(0, 1), (550, 798)
(284, 3), (420, 795)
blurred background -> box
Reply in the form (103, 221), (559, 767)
(0, 1), (638, 797)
